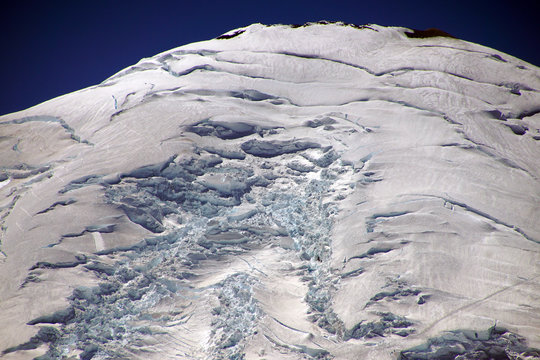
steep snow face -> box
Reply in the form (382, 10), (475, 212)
(1, 23), (539, 360)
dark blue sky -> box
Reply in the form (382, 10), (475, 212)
(1, 0), (538, 116)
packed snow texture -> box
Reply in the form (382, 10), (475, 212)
(0, 22), (539, 360)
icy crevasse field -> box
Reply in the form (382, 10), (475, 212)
(0, 23), (539, 359)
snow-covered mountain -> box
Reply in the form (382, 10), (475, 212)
(1, 22), (539, 360)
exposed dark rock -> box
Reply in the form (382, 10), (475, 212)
(489, 54), (507, 62)
(404, 28), (456, 39)
(216, 29), (246, 39)
(289, 21), (377, 32)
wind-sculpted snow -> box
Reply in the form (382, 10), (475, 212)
(1, 22), (540, 360)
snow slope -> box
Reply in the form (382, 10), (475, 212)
(1, 22), (539, 359)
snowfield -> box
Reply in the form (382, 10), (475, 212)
(1, 22), (539, 359)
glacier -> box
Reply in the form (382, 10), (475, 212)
(0, 22), (539, 360)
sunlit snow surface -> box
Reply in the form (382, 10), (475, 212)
(1, 23), (539, 360)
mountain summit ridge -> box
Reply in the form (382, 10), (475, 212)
(1, 23), (539, 359)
